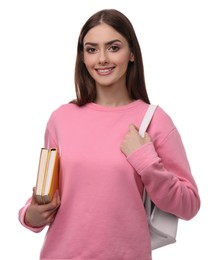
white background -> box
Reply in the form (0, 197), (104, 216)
(0, 0), (218, 259)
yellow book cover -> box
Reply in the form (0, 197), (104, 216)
(35, 148), (59, 204)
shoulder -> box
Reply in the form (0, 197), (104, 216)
(49, 102), (80, 120)
(146, 104), (177, 146)
(153, 105), (174, 128)
(138, 101), (174, 128)
(132, 100), (175, 130)
(45, 103), (82, 130)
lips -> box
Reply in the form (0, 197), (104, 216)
(95, 67), (114, 75)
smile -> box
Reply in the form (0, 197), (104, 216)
(95, 67), (114, 75)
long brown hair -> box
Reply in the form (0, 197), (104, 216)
(72, 9), (150, 106)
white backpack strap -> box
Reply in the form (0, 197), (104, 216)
(139, 104), (157, 207)
(139, 104), (157, 138)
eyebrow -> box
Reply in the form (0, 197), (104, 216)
(84, 39), (122, 47)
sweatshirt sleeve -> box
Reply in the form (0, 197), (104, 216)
(44, 118), (58, 149)
(127, 111), (200, 220)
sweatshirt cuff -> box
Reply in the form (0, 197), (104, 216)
(127, 142), (159, 175)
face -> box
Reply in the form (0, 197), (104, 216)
(83, 23), (134, 88)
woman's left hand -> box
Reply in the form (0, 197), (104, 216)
(120, 124), (151, 157)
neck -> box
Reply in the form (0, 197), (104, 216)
(95, 84), (133, 107)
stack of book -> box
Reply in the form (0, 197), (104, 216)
(35, 148), (59, 204)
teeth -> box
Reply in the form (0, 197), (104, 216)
(97, 68), (112, 73)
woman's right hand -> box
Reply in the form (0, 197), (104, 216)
(25, 187), (61, 228)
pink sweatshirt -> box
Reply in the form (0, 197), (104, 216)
(18, 100), (200, 260)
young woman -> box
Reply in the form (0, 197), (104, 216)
(18, 9), (200, 260)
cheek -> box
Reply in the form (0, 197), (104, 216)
(116, 56), (130, 73)
(115, 52), (131, 66)
(83, 54), (95, 69)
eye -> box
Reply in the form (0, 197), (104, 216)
(109, 45), (120, 52)
(85, 47), (97, 54)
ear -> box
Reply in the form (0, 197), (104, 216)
(129, 52), (134, 62)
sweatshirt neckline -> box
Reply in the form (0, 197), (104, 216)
(85, 99), (143, 112)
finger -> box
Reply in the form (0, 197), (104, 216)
(129, 124), (138, 132)
(54, 189), (61, 201)
(46, 206), (59, 216)
(45, 203), (60, 222)
(41, 209), (57, 225)
(43, 202), (58, 212)
(144, 132), (151, 142)
(46, 211), (57, 224)
(31, 187), (38, 205)
(44, 192), (61, 212)
(52, 190), (61, 207)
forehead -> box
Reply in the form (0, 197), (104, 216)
(83, 23), (127, 45)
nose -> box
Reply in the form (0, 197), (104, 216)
(98, 50), (109, 65)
